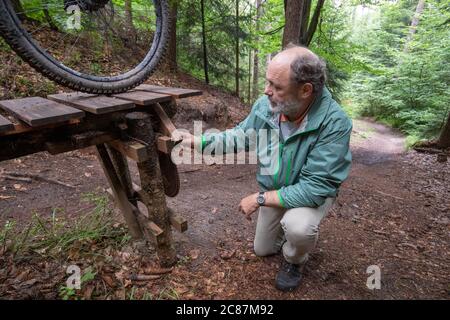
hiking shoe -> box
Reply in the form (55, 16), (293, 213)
(275, 259), (304, 292)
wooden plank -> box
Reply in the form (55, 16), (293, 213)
(168, 208), (188, 233)
(157, 136), (177, 154)
(153, 103), (177, 136)
(113, 91), (172, 106)
(0, 114), (14, 133)
(136, 84), (203, 98)
(108, 140), (149, 162)
(0, 97), (84, 127)
(104, 185), (165, 244)
(45, 131), (119, 155)
(48, 92), (135, 114)
(96, 144), (143, 239)
(147, 221), (164, 244)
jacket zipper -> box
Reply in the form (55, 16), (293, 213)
(273, 142), (283, 188)
(285, 151), (293, 186)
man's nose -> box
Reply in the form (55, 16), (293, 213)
(264, 84), (272, 96)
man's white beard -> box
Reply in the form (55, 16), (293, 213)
(269, 98), (301, 118)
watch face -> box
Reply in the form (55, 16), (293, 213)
(257, 194), (264, 205)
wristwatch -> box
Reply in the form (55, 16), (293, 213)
(256, 192), (266, 206)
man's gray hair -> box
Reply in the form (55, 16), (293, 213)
(286, 44), (327, 93)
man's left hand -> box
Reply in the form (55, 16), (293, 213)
(238, 193), (259, 220)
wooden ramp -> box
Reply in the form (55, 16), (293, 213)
(48, 92), (135, 114)
(0, 85), (202, 137)
(0, 97), (85, 127)
(136, 84), (203, 98)
(0, 114), (14, 133)
(0, 84), (201, 268)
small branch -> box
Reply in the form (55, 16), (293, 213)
(376, 190), (404, 201)
(0, 171), (75, 188)
(178, 168), (201, 174)
(414, 147), (449, 155)
(129, 274), (161, 281)
(0, 175), (32, 183)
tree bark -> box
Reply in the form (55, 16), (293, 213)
(235, 0), (240, 97)
(248, 49), (252, 104)
(200, 0), (209, 84)
(437, 111), (450, 148)
(282, 0), (304, 47)
(167, 0), (178, 71)
(299, 0), (311, 44)
(282, 0), (325, 48)
(124, 0), (137, 48)
(42, 2), (59, 31)
(252, 0), (262, 100)
(305, 0), (325, 46)
(125, 112), (177, 267)
(11, 0), (37, 22)
(404, 0), (426, 52)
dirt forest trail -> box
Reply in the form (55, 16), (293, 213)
(0, 115), (448, 299)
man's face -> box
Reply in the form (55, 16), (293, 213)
(264, 60), (301, 117)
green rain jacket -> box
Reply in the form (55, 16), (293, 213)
(201, 87), (352, 209)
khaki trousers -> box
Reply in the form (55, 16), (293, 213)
(254, 197), (335, 264)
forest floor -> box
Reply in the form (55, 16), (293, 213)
(0, 74), (449, 300)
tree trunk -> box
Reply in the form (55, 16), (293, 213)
(252, 0), (262, 100)
(248, 49), (252, 104)
(235, 0), (240, 97)
(437, 111), (450, 148)
(167, 0), (178, 71)
(305, 0), (325, 46)
(200, 0), (209, 84)
(42, 2), (59, 31)
(282, 0), (325, 48)
(124, 0), (137, 48)
(404, 0), (426, 52)
(282, 0), (304, 47)
(11, 0), (29, 21)
(299, 0), (311, 44)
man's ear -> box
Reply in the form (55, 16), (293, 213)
(298, 83), (313, 99)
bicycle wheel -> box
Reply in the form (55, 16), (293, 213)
(0, 0), (170, 94)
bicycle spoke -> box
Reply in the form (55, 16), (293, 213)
(8, 0), (159, 77)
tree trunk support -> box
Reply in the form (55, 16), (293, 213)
(95, 107), (184, 267)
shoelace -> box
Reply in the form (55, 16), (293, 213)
(283, 262), (300, 275)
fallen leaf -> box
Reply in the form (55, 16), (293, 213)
(189, 249), (200, 260)
(13, 184), (27, 191)
(0, 195), (14, 200)
(83, 285), (95, 300)
(102, 275), (116, 287)
(219, 250), (235, 260)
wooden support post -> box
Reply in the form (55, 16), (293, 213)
(95, 144), (143, 239)
(125, 111), (177, 267)
(105, 144), (136, 205)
